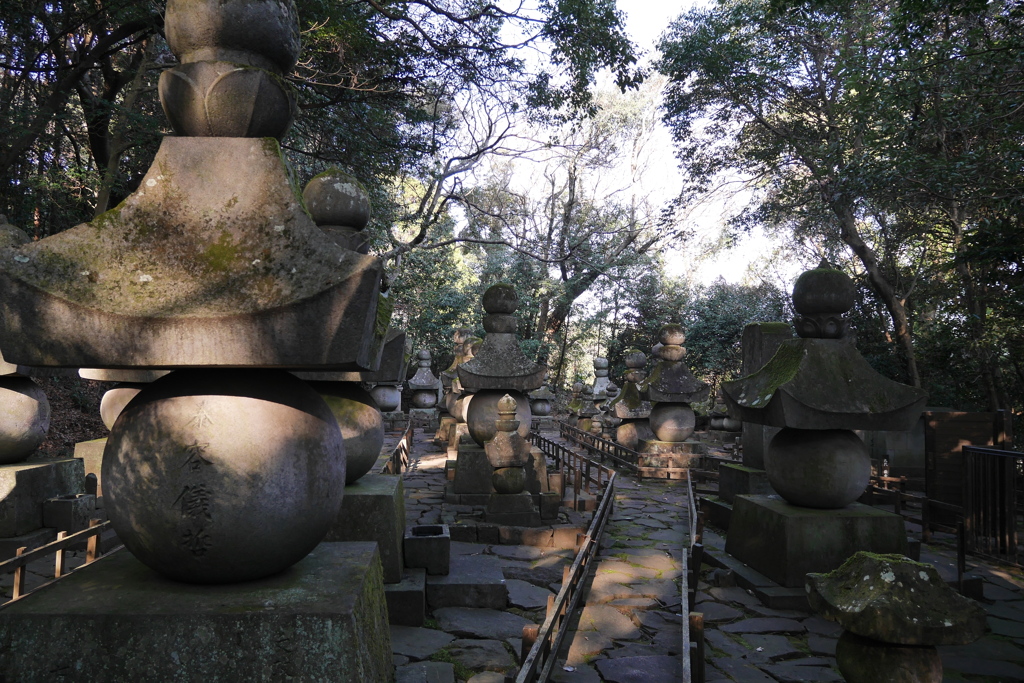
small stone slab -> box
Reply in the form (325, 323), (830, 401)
(390, 626), (455, 661)
(594, 655), (682, 683)
(709, 658), (776, 682)
(577, 604), (641, 640)
(565, 630), (614, 666)
(426, 554), (507, 610)
(467, 672), (506, 683)
(434, 607), (533, 641)
(506, 579), (553, 610)
(490, 545), (544, 561)
(550, 663), (602, 682)
(696, 602), (743, 623)
(707, 586), (760, 607)
(943, 654), (1024, 680)
(743, 634), (801, 661)
(604, 643), (660, 659)
(720, 617), (806, 634)
(608, 598), (660, 612)
(448, 638), (514, 672)
(395, 661), (456, 683)
(807, 634), (837, 656)
(760, 664), (843, 682)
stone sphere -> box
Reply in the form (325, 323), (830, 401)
(0, 216), (30, 248)
(369, 383), (401, 412)
(303, 170), (371, 229)
(103, 370), (345, 583)
(656, 344), (685, 362)
(722, 417), (742, 431)
(467, 390), (531, 446)
(624, 349), (647, 369)
(531, 398), (552, 416)
(312, 382), (385, 485)
(99, 383), (146, 430)
(835, 631), (942, 683)
(793, 265), (856, 315)
(482, 283), (518, 314)
(649, 403), (695, 442)
(165, 0), (301, 74)
(0, 377), (50, 465)
(452, 394), (473, 423)
(766, 428), (870, 508)
(417, 348), (431, 362)
(412, 390), (437, 409)
(493, 467), (526, 494)
(572, 382), (584, 394)
(593, 357), (609, 372)
(659, 324), (686, 346)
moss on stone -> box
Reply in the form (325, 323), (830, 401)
(375, 291), (394, 341)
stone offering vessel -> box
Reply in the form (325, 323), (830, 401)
(0, 0), (396, 583)
(407, 349), (441, 409)
(723, 263), (927, 509)
(641, 324), (709, 445)
(458, 284), (546, 446)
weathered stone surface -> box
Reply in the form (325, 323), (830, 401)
(103, 369), (346, 583)
(577, 604), (641, 640)
(594, 655), (683, 683)
(426, 555), (507, 610)
(0, 542), (391, 682)
(0, 138), (385, 369)
(303, 169), (371, 229)
(506, 578), (553, 610)
(725, 495), (908, 587)
(565, 630), (615, 665)
(405, 523), (450, 577)
(720, 617), (806, 634)
(0, 377), (49, 464)
(311, 382), (384, 485)
(806, 552), (988, 646)
(433, 607), (533, 641)
(765, 428), (870, 508)
(0, 458), (84, 537)
(390, 625), (455, 661)
(449, 639), (514, 671)
(453, 447), (493, 495)
(718, 463), (774, 504)
(325, 473), (404, 583)
(385, 569), (426, 627)
(396, 661), (455, 683)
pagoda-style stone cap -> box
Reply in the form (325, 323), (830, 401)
(458, 284), (546, 392)
(642, 324), (708, 403)
(806, 552), (987, 646)
(0, 216), (29, 249)
(407, 348), (440, 391)
(607, 381), (650, 420)
(722, 337), (926, 431)
(303, 170), (371, 231)
(294, 327), (407, 383)
(530, 384), (555, 400)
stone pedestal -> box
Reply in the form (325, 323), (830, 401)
(323, 473), (405, 584)
(435, 415), (457, 443)
(446, 423), (470, 457)
(0, 459), (84, 537)
(531, 416), (556, 432)
(638, 440), (704, 469)
(409, 408), (439, 430)
(73, 437), (106, 496)
(485, 492), (540, 527)
(380, 410), (408, 432)
(453, 446), (493, 495)
(0, 542), (392, 682)
(718, 464), (774, 504)
(725, 495), (908, 587)
(739, 322), (792, 469)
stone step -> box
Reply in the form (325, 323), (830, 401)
(386, 568), (427, 627)
(425, 554), (508, 610)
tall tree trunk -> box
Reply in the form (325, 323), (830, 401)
(832, 200), (921, 388)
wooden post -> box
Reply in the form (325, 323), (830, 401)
(520, 624), (540, 668)
(86, 519), (101, 563)
(689, 612), (706, 683)
(12, 546), (27, 599)
(54, 530), (68, 578)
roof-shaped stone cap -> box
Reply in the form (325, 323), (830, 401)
(458, 284), (546, 392)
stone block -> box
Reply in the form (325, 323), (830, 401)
(552, 525), (587, 550)
(725, 495), (909, 588)
(0, 459), (84, 537)
(574, 492), (597, 512)
(485, 492), (539, 527)
(719, 464), (775, 504)
(0, 542), (392, 682)
(404, 524), (450, 576)
(446, 423), (470, 458)
(500, 526), (554, 547)
(524, 446), (548, 495)
(448, 524), (477, 543)
(435, 415), (457, 443)
(476, 524), (500, 544)
(445, 459), (457, 481)
(0, 527), (56, 561)
(409, 408), (439, 430)
(539, 492), (560, 520)
(453, 446), (493, 495)
(324, 473), (405, 583)
(73, 438), (106, 497)
(425, 554), (508, 610)
(386, 568), (427, 627)
(42, 494), (96, 534)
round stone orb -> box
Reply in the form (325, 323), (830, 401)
(765, 427), (870, 508)
(312, 382), (385, 485)
(99, 383), (146, 430)
(659, 324), (686, 346)
(624, 349), (647, 369)
(722, 417), (742, 431)
(303, 170), (371, 229)
(482, 283), (518, 314)
(411, 390), (437, 409)
(466, 390), (531, 446)
(369, 383), (401, 412)
(649, 402), (695, 442)
(492, 467), (526, 494)
(530, 398), (552, 416)
(0, 376), (50, 465)
(103, 369), (345, 583)
(793, 266), (856, 315)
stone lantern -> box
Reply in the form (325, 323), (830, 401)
(607, 348), (653, 450)
(722, 262), (927, 586)
(407, 348), (441, 428)
(566, 381), (585, 427)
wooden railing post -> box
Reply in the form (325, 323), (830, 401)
(86, 519), (101, 563)
(54, 531), (67, 578)
(12, 546), (27, 600)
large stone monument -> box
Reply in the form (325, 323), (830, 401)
(607, 348), (653, 450)
(722, 263), (927, 587)
(0, 0), (390, 677)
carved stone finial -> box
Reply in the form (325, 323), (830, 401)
(792, 263), (856, 339)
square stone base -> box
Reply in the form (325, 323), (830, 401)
(718, 464), (774, 504)
(409, 408), (439, 430)
(435, 415), (456, 443)
(446, 423), (470, 457)
(453, 446), (493, 495)
(725, 495), (909, 588)
(74, 438), (107, 496)
(0, 542), (392, 682)
(385, 568), (426, 626)
(0, 459), (84, 537)
(485, 492), (540, 527)
(323, 473), (405, 583)
(637, 440), (704, 468)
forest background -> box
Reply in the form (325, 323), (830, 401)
(0, 0), (1020, 428)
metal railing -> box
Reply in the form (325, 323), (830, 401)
(0, 519), (120, 608)
(381, 422), (415, 475)
(557, 421), (639, 473)
(963, 445), (1024, 566)
(684, 469), (705, 683)
(515, 470), (617, 683)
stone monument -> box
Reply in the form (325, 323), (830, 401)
(0, 0), (391, 677)
(566, 381), (585, 427)
(607, 348), (653, 450)
(722, 263), (927, 587)
(435, 327), (473, 446)
(482, 395), (541, 526)
(528, 378), (556, 432)
(407, 348), (441, 428)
